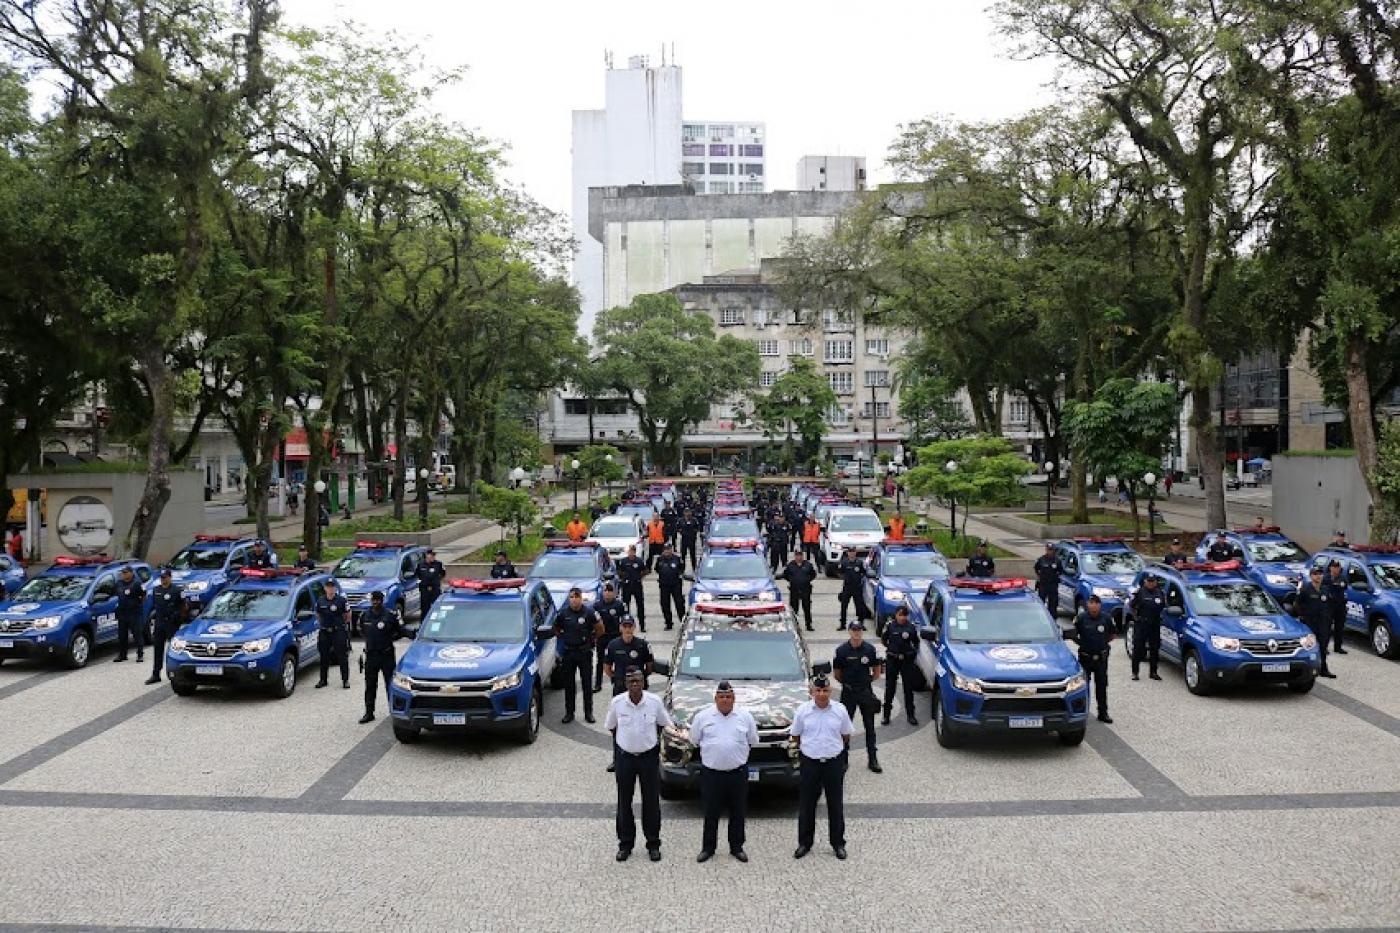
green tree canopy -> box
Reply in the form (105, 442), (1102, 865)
(752, 358), (837, 473)
(903, 436), (1030, 537)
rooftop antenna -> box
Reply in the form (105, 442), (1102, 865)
(661, 43), (665, 66)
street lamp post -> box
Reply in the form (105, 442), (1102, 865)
(1143, 472), (1158, 543)
(888, 462), (904, 514)
(510, 467), (527, 545)
(853, 449), (866, 505)
(417, 467), (430, 529)
(604, 453), (614, 503)
(312, 479), (327, 555)
(1043, 460), (1055, 522)
(944, 460), (958, 539)
(570, 458), (581, 512)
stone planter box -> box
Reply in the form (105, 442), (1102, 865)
(325, 517), (493, 549)
(979, 514), (1120, 541)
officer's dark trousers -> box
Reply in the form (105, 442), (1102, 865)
(790, 589), (813, 629)
(615, 746), (662, 851)
(803, 542), (820, 566)
(700, 766), (748, 853)
(1331, 610), (1348, 652)
(420, 590), (439, 622)
(768, 547), (784, 572)
(840, 688), (878, 757)
(1080, 651), (1109, 715)
(116, 613), (144, 659)
(659, 585), (684, 629)
(647, 542), (663, 570)
(622, 587), (646, 630)
(1309, 622), (1331, 673)
(1132, 620), (1161, 676)
(797, 752), (847, 848)
(883, 656), (917, 718)
(1038, 586), (1059, 617)
(364, 648), (394, 713)
(837, 589), (870, 626)
(593, 637), (619, 689)
(559, 646), (594, 716)
(680, 538), (698, 571)
(319, 631), (349, 685)
(150, 624), (176, 675)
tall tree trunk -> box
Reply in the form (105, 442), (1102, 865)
(392, 378), (408, 521)
(1183, 192), (1227, 531)
(1344, 334), (1383, 541)
(303, 246), (349, 557)
(122, 349), (174, 559)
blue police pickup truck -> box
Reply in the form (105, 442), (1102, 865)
(685, 541), (780, 606)
(163, 534), (278, 616)
(1308, 545), (1400, 659)
(1127, 560), (1320, 695)
(0, 555), (154, 668)
(389, 577), (559, 745)
(166, 567), (327, 698)
(526, 540), (614, 609)
(863, 538), (949, 625)
(0, 553), (25, 596)
(912, 576), (1089, 748)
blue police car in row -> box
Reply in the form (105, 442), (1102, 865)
(863, 538), (949, 623)
(526, 541), (614, 609)
(1053, 537), (1145, 629)
(166, 567), (328, 698)
(331, 541), (427, 625)
(390, 577), (560, 745)
(686, 541), (780, 606)
(1309, 545), (1400, 659)
(1195, 526), (1310, 607)
(0, 555), (154, 668)
(163, 534), (278, 616)
(0, 553), (26, 596)
(1126, 560), (1320, 695)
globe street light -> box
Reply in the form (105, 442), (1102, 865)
(853, 448), (866, 504)
(312, 479), (328, 555)
(604, 453), (614, 502)
(509, 466), (528, 543)
(570, 457), (581, 511)
(1043, 460), (1055, 521)
(944, 460), (958, 538)
(1143, 471), (1159, 543)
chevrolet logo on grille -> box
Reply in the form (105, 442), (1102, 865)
(441, 684), (460, 694)
(1015, 686), (1036, 696)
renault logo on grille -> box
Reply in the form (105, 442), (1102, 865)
(1267, 639), (1278, 653)
(206, 643), (217, 655)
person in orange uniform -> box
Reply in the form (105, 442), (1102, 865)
(887, 513), (906, 542)
(801, 516), (822, 567)
(646, 513), (667, 570)
(566, 512), (589, 542)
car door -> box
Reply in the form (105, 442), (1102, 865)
(1160, 582), (1186, 660)
(399, 551), (421, 617)
(531, 587), (557, 678)
(292, 586), (320, 665)
(1057, 547), (1080, 606)
(914, 588), (944, 686)
(863, 547), (881, 607)
(226, 547), (248, 575)
(1344, 560), (1374, 633)
(88, 573), (119, 643)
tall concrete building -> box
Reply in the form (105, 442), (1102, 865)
(681, 121), (767, 194)
(796, 155), (867, 192)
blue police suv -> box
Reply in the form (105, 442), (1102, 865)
(390, 577), (559, 744)
(166, 567), (327, 698)
(0, 555), (154, 668)
(863, 538), (950, 624)
(1127, 559), (1320, 695)
(1308, 545), (1400, 659)
(0, 552), (25, 596)
(163, 534), (278, 616)
(686, 541), (780, 606)
(912, 576), (1088, 748)
(526, 540), (614, 609)
(1053, 537), (1146, 629)
(1193, 527), (1310, 608)
(331, 541), (427, 626)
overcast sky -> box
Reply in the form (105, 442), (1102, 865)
(285, 0), (1057, 216)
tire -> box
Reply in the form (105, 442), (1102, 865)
(171, 681), (197, 697)
(659, 779), (683, 800)
(1371, 619), (1399, 660)
(933, 691), (963, 749)
(1287, 675), (1315, 694)
(393, 722), (421, 744)
(270, 652), (297, 699)
(64, 629), (93, 669)
(1183, 649), (1213, 696)
(515, 687), (542, 745)
(1124, 620), (1136, 659)
(1058, 728), (1086, 747)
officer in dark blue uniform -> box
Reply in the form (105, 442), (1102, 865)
(616, 545), (648, 632)
(291, 544), (318, 572)
(778, 550), (818, 632)
(415, 549), (446, 618)
(603, 616), (653, 697)
(1296, 567), (1336, 678)
(965, 542), (995, 578)
(677, 509), (702, 571)
(1069, 594), (1113, 722)
(880, 605), (919, 726)
(358, 590), (402, 723)
(114, 565), (145, 663)
(592, 582), (628, 691)
(660, 502), (679, 548)
(1033, 544), (1062, 616)
(833, 621), (882, 772)
(1130, 574), (1165, 681)
(553, 587), (604, 723)
(654, 544), (686, 631)
(144, 567), (183, 684)
(1206, 533), (1240, 563)
(1161, 539), (1189, 566)
(247, 541), (274, 570)
(1324, 560), (1349, 654)
(766, 515), (791, 572)
(836, 548), (870, 630)
(314, 578), (351, 689)
(488, 550), (518, 579)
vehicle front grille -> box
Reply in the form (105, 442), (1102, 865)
(749, 745), (795, 765)
(981, 698), (1067, 714)
(979, 680), (1070, 696)
(0, 619), (33, 634)
(413, 695), (493, 712)
(406, 679), (493, 694)
(183, 642), (242, 658)
(1241, 638), (1302, 655)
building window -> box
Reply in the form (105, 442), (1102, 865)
(740, 163), (764, 176)
(708, 162), (733, 174)
(789, 310), (812, 326)
(709, 145), (733, 158)
(564, 398), (627, 415)
(824, 339), (854, 364)
(738, 181), (764, 193)
(789, 338), (814, 356)
(823, 309), (854, 332)
(740, 144), (764, 157)
(828, 372), (854, 395)
(756, 339), (780, 357)
(865, 338), (889, 357)
(683, 124), (704, 142)
(826, 404), (850, 425)
(719, 307), (744, 326)
(1008, 398), (1030, 424)
(862, 401), (892, 419)
(709, 124), (735, 140)
(682, 161), (705, 176)
(760, 371), (778, 388)
(709, 181), (734, 194)
(864, 370), (890, 388)
(682, 143), (706, 157)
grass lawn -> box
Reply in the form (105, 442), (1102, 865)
(1022, 510), (1179, 535)
(274, 544), (351, 565)
(330, 512), (452, 535)
(464, 532), (546, 563)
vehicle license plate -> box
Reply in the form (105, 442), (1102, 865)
(195, 665), (223, 675)
(747, 768), (760, 782)
(0, 640), (12, 648)
(1261, 662), (1290, 673)
(1009, 716), (1043, 729)
(433, 712), (467, 726)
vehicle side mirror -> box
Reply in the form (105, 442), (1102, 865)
(811, 661), (832, 676)
(1164, 606), (1185, 618)
(652, 661), (671, 676)
(919, 625), (939, 642)
(682, 573), (694, 582)
(534, 624), (556, 639)
(297, 610), (315, 621)
(1351, 581), (1371, 593)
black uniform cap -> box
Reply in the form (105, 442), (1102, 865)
(370, 590), (384, 602)
(625, 666), (644, 680)
(715, 681), (734, 694)
(847, 619), (865, 630)
(812, 673), (831, 688)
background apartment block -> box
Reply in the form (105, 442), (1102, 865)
(681, 121), (767, 194)
(795, 155), (867, 192)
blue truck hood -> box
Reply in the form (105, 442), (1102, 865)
(399, 640), (528, 679)
(0, 599), (83, 621)
(945, 640), (1080, 682)
(1250, 561), (1306, 579)
(181, 617), (289, 641)
(882, 575), (941, 593)
(693, 577), (774, 596)
(1085, 573), (1137, 590)
(334, 576), (398, 595)
(1196, 613), (1311, 639)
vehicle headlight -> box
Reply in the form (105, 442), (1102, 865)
(951, 671), (983, 694)
(392, 671), (413, 690)
(882, 584), (905, 595)
(691, 589), (711, 601)
(1064, 673), (1086, 693)
(170, 637), (188, 651)
(241, 638), (272, 654)
(1210, 635), (1241, 652)
(1092, 586), (1118, 599)
(1264, 573), (1291, 585)
(663, 724), (691, 744)
(183, 581), (210, 593)
(30, 616), (63, 630)
(757, 589), (777, 601)
(491, 670), (522, 693)
(1299, 634), (1317, 650)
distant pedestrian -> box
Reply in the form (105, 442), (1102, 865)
(605, 668), (672, 862)
(1163, 474), (1173, 498)
(690, 681), (757, 863)
(791, 672), (852, 861)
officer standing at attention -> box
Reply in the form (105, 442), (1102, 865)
(677, 508), (702, 571)
(965, 541), (996, 578)
(1161, 539), (1189, 566)
(606, 668), (673, 862)
(314, 578), (351, 689)
(654, 543), (686, 631)
(415, 548), (446, 618)
(603, 616), (654, 697)
(1130, 574), (1165, 681)
(766, 514), (791, 573)
(291, 544), (318, 572)
(617, 544), (648, 632)
(592, 582), (627, 692)
(1296, 567), (1336, 678)
(358, 590), (402, 723)
(880, 605), (919, 726)
(660, 500), (679, 548)
(791, 672), (853, 861)
(778, 549), (818, 632)
(646, 513), (667, 570)
(1034, 543), (1062, 617)
(1068, 594), (1113, 722)
(1330, 529), (1350, 550)
(488, 550), (518, 579)
(833, 621), (882, 773)
(114, 565), (146, 664)
(144, 568), (183, 684)
(1206, 532), (1240, 562)
(554, 587), (605, 723)
(1325, 560), (1349, 654)
(247, 540), (274, 569)
(689, 681), (758, 863)
(836, 547), (871, 630)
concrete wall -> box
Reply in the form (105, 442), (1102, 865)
(1272, 454), (1372, 550)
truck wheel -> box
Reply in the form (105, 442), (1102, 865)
(171, 681), (197, 697)
(516, 688), (541, 745)
(1287, 675), (1315, 694)
(1184, 649), (1213, 696)
(1058, 728), (1086, 746)
(933, 692), (963, 749)
(393, 722), (421, 744)
(1371, 619), (1398, 660)
(659, 778), (682, 800)
(64, 629), (93, 669)
(270, 652), (298, 699)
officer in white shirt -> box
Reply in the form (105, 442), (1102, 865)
(790, 673), (853, 860)
(688, 681), (759, 863)
(605, 668), (673, 862)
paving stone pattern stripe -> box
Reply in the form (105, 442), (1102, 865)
(1083, 723), (1187, 799)
(0, 689), (172, 786)
(1311, 683), (1400, 740)
(298, 718), (396, 802)
(0, 672), (65, 703)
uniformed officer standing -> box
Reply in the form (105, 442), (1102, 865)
(488, 550), (518, 579)
(880, 605), (919, 726)
(654, 544), (686, 631)
(603, 616), (653, 697)
(965, 542), (995, 578)
(836, 548), (870, 630)
(606, 668), (673, 862)
(778, 550), (818, 632)
(144, 568), (183, 684)
(790, 672), (853, 860)
(592, 582), (627, 691)
(1130, 575), (1166, 681)
(660, 501), (679, 547)
(553, 587), (605, 723)
(833, 621), (882, 772)
(766, 515), (791, 572)
(415, 549), (446, 618)
(801, 516), (822, 567)
(690, 681), (758, 863)
(1324, 560), (1349, 654)
(358, 590), (402, 723)
(314, 578), (351, 689)
(1296, 567), (1336, 678)
(1068, 595), (1113, 722)
(1034, 544), (1062, 617)
(677, 508), (702, 571)
(617, 544), (648, 632)
(247, 541), (274, 569)
(114, 565), (145, 664)
(1330, 529), (1350, 550)
(291, 544), (318, 572)
(646, 514), (667, 570)
(1161, 539), (1189, 566)
(1206, 533), (1240, 562)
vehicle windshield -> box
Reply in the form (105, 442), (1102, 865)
(590, 519), (639, 538)
(946, 600), (1059, 643)
(202, 588), (290, 621)
(333, 555), (400, 579)
(528, 552), (599, 578)
(1186, 583), (1280, 616)
(1246, 539), (1308, 563)
(13, 574), (89, 602)
(829, 512), (882, 534)
(699, 553), (770, 579)
(884, 551), (949, 577)
(676, 630), (805, 680)
(166, 547), (228, 571)
(709, 518), (760, 539)
(420, 601), (524, 643)
(1081, 552), (1145, 575)
(1366, 562), (1400, 590)
(615, 505), (652, 520)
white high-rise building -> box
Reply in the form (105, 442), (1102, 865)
(796, 155), (867, 192)
(680, 121), (767, 195)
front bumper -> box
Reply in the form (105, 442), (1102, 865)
(1198, 653), (1318, 686)
(0, 634), (60, 660)
(943, 686), (1090, 732)
(168, 654), (282, 688)
(390, 683), (531, 732)
(660, 756), (800, 790)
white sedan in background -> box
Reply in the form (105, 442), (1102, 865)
(587, 514), (647, 561)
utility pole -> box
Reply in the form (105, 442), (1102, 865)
(869, 383), (879, 459)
